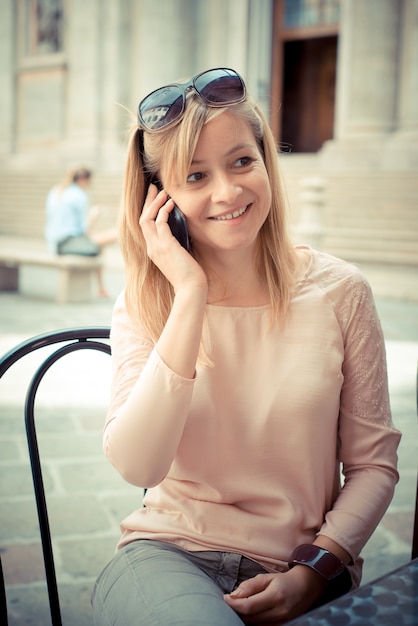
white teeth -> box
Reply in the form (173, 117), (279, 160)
(213, 206), (247, 220)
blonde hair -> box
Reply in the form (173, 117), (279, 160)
(119, 94), (297, 352)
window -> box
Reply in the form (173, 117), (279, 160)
(16, 0), (66, 144)
(284, 0), (340, 29)
(23, 0), (63, 56)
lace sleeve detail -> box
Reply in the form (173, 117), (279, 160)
(316, 254), (393, 427)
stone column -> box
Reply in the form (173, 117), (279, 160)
(384, 0), (418, 168)
(321, 0), (402, 168)
(396, 0), (418, 133)
(129, 0), (270, 118)
(246, 0), (274, 118)
(335, 0), (400, 138)
(192, 0), (273, 118)
(130, 0), (201, 103)
(94, 0), (127, 170)
(192, 0), (249, 76)
(65, 0), (101, 161)
(0, 0), (14, 160)
(65, 0), (128, 169)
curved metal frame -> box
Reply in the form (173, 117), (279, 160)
(0, 557), (6, 626)
(0, 327), (111, 626)
(413, 363), (418, 560)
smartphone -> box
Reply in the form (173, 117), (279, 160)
(167, 205), (191, 252)
(152, 179), (190, 252)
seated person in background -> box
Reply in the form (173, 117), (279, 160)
(45, 166), (118, 297)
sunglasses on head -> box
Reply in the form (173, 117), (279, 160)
(138, 68), (246, 133)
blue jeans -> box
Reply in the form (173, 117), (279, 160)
(92, 539), (268, 625)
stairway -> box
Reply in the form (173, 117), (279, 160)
(280, 161), (418, 300)
(0, 171), (123, 238)
(284, 171), (417, 260)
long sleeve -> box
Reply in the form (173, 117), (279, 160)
(103, 292), (196, 486)
(317, 265), (400, 560)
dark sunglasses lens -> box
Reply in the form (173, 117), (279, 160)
(195, 69), (245, 104)
(140, 86), (184, 130)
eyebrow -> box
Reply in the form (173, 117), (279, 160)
(191, 142), (256, 165)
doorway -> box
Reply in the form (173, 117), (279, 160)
(280, 36), (337, 153)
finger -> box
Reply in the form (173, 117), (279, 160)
(155, 198), (174, 224)
(224, 595), (283, 624)
(140, 200), (176, 253)
(224, 576), (280, 616)
(227, 574), (272, 600)
(225, 577), (292, 625)
(141, 184), (165, 219)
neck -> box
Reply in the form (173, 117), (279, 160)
(198, 248), (269, 307)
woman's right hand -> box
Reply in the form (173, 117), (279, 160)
(140, 183), (208, 296)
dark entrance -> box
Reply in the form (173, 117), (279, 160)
(280, 36), (337, 153)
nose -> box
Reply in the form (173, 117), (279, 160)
(211, 173), (242, 204)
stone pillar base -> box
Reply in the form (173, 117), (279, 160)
(382, 133), (418, 170)
(319, 136), (418, 171)
(319, 137), (388, 170)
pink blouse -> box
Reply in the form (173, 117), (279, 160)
(104, 247), (401, 587)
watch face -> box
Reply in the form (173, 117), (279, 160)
(316, 551), (346, 579)
(291, 545), (345, 580)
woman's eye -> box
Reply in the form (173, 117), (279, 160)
(235, 156), (252, 167)
(186, 172), (203, 183)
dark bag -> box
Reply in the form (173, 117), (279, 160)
(57, 235), (100, 257)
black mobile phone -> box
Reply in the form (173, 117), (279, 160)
(152, 179), (190, 252)
(167, 205), (191, 252)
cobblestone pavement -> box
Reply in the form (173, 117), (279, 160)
(0, 260), (417, 625)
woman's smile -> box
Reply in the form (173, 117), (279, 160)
(209, 205), (250, 221)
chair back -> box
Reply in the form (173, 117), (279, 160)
(0, 327), (111, 626)
(412, 363), (418, 560)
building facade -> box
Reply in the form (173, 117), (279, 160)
(0, 0), (274, 171)
(1, 0), (416, 172)
(0, 0), (417, 299)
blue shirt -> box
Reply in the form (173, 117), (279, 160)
(45, 183), (89, 250)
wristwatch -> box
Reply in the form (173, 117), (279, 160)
(288, 544), (352, 599)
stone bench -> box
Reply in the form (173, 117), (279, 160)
(0, 237), (103, 303)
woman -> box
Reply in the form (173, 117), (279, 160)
(45, 167), (117, 296)
(92, 68), (400, 625)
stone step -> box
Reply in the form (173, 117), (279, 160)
(327, 216), (418, 229)
(321, 245), (418, 266)
(324, 227), (418, 244)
